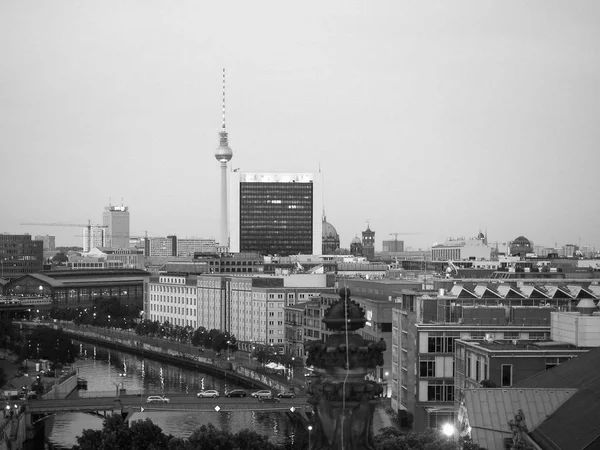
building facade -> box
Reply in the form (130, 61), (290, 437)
(431, 234), (491, 261)
(229, 172), (323, 256)
(0, 234), (43, 278)
(102, 204), (130, 249)
(145, 236), (177, 257)
(146, 273), (198, 328)
(34, 235), (56, 251)
(362, 224), (375, 260)
(177, 238), (217, 256)
(82, 226), (106, 252)
(390, 282), (594, 431)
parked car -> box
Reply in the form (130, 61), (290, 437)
(226, 389), (247, 398)
(197, 390), (220, 398)
(146, 395), (170, 403)
(258, 394), (280, 403)
(251, 390), (272, 398)
(277, 391), (296, 398)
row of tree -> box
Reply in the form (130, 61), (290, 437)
(134, 321), (239, 355)
(72, 416), (486, 450)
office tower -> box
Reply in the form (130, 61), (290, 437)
(102, 204), (130, 248)
(229, 172), (323, 255)
(34, 235), (56, 251)
(214, 69), (233, 249)
(0, 234), (43, 277)
(82, 227), (106, 252)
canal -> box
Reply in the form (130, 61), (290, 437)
(46, 340), (298, 449)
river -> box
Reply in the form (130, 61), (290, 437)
(46, 340), (297, 449)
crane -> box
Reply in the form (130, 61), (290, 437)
(21, 220), (107, 252)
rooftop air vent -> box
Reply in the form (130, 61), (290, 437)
(576, 298), (597, 316)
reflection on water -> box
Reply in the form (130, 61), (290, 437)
(46, 340), (295, 449)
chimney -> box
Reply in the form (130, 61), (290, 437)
(576, 298), (597, 316)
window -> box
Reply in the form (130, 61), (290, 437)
(427, 334), (457, 353)
(529, 332), (549, 340)
(501, 364), (512, 387)
(545, 357), (571, 371)
(475, 359), (481, 382)
(504, 331), (519, 340)
(427, 381), (454, 402)
(419, 358), (435, 377)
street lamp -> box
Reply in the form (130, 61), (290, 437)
(226, 340), (231, 361)
(442, 422), (455, 438)
(308, 425), (313, 449)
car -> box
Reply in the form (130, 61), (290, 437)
(258, 394), (280, 403)
(251, 390), (272, 398)
(277, 391), (296, 398)
(197, 390), (220, 398)
(146, 395), (170, 403)
(226, 389), (247, 398)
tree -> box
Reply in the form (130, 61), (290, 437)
(22, 326), (76, 365)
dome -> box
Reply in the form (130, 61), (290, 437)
(322, 220), (339, 239)
(215, 144), (233, 163)
(351, 236), (361, 244)
(513, 236), (530, 246)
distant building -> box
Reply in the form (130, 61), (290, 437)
(321, 216), (340, 255)
(0, 234), (43, 278)
(145, 236), (177, 257)
(34, 235), (56, 251)
(382, 239), (404, 253)
(431, 233), (491, 261)
(509, 235), (533, 256)
(82, 227), (106, 252)
(229, 172), (323, 256)
(362, 224), (375, 260)
(102, 204), (130, 248)
(350, 236), (363, 257)
(176, 238), (217, 256)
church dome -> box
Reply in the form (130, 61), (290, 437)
(322, 220), (339, 239)
(351, 236), (361, 245)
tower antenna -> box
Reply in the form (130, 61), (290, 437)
(222, 68), (226, 131)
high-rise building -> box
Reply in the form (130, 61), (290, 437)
(0, 234), (43, 277)
(176, 238), (217, 256)
(102, 204), (130, 248)
(229, 172), (323, 256)
(34, 235), (56, 251)
(82, 227), (106, 252)
(382, 239), (404, 253)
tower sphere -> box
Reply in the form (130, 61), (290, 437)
(215, 144), (233, 163)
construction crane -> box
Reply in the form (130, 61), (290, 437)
(20, 220), (107, 252)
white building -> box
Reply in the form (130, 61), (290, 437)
(146, 274), (198, 328)
(177, 238), (217, 256)
(82, 227), (106, 252)
(431, 234), (491, 261)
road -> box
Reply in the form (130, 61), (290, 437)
(26, 393), (309, 414)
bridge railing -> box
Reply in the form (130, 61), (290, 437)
(77, 390), (145, 399)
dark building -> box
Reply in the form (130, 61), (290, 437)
(350, 236), (363, 256)
(362, 224), (375, 260)
(230, 173), (322, 256)
(0, 234), (44, 278)
(510, 235), (533, 256)
(321, 216), (340, 254)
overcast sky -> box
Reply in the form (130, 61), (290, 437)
(1, 1), (599, 251)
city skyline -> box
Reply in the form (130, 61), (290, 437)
(1, 1), (599, 251)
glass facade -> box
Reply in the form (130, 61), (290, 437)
(239, 182), (313, 255)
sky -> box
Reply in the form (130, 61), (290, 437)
(1, 1), (599, 251)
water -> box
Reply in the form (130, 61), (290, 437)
(46, 341), (296, 449)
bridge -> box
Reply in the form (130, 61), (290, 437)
(26, 394), (310, 415)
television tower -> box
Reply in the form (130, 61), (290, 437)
(214, 69), (233, 248)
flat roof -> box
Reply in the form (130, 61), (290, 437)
(458, 339), (579, 351)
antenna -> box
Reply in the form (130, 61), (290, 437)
(222, 68), (226, 130)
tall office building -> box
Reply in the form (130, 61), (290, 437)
(102, 204), (130, 249)
(229, 172), (323, 255)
